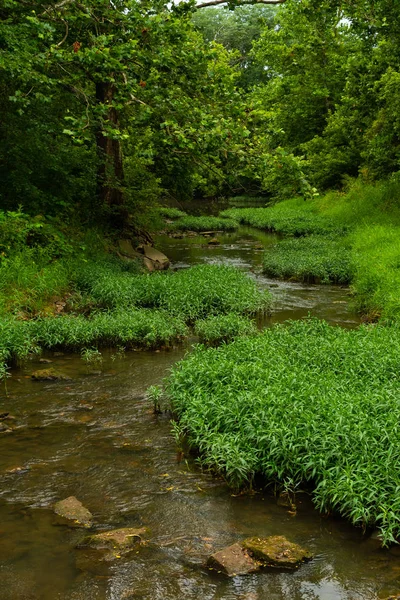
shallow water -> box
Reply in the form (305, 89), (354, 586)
(0, 228), (397, 600)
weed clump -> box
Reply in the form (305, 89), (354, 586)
(194, 313), (257, 345)
(167, 318), (400, 544)
(263, 236), (353, 284)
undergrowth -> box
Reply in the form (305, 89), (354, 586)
(167, 318), (400, 545)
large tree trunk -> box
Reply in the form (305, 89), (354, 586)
(95, 81), (128, 230)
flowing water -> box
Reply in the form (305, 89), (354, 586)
(0, 227), (398, 600)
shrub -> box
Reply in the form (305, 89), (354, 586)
(194, 313), (257, 345)
(167, 318), (400, 544)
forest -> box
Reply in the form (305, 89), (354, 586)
(2, 1), (400, 598)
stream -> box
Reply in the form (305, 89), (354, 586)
(0, 226), (398, 600)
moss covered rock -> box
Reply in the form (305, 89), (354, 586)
(77, 527), (147, 560)
(206, 542), (259, 576)
(242, 536), (312, 569)
(53, 496), (93, 528)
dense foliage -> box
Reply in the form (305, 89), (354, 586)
(168, 318), (400, 545)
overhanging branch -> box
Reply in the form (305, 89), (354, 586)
(196, 0), (286, 8)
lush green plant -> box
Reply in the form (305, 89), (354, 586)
(158, 207), (188, 220)
(263, 235), (353, 284)
(220, 200), (345, 237)
(30, 309), (187, 351)
(167, 318), (400, 544)
(168, 216), (239, 232)
(194, 313), (257, 345)
(74, 263), (271, 321)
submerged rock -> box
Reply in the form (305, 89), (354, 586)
(208, 238), (220, 246)
(31, 368), (71, 381)
(242, 536), (312, 569)
(206, 543), (259, 576)
(77, 527), (147, 561)
(53, 496), (93, 528)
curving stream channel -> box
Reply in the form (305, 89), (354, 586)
(0, 227), (398, 600)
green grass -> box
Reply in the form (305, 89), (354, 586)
(75, 263), (271, 321)
(220, 198), (345, 237)
(30, 309), (187, 350)
(0, 248), (72, 317)
(167, 318), (400, 545)
(263, 235), (353, 284)
(167, 215), (239, 232)
(194, 313), (257, 345)
(158, 207), (188, 220)
(0, 262), (271, 373)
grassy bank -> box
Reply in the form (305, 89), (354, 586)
(0, 215), (271, 374)
(167, 318), (400, 544)
(221, 180), (400, 321)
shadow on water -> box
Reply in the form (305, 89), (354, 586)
(0, 226), (397, 600)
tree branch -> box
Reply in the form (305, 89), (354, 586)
(196, 0), (286, 8)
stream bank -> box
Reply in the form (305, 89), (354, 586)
(1, 225), (397, 600)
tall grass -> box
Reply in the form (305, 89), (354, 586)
(167, 318), (400, 544)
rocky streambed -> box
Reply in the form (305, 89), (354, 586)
(0, 227), (399, 600)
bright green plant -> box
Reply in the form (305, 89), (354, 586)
(194, 313), (257, 345)
(168, 216), (239, 232)
(167, 318), (400, 544)
(158, 207), (188, 220)
(263, 235), (353, 284)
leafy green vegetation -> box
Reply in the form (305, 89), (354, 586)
(158, 207), (188, 220)
(167, 216), (239, 233)
(30, 309), (187, 351)
(220, 201), (344, 237)
(75, 263), (271, 321)
(194, 313), (257, 345)
(167, 318), (400, 545)
(263, 236), (353, 284)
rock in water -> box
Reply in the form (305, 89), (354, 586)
(242, 536), (312, 569)
(77, 527), (147, 560)
(141, 245), (170, 270)
(206, 543), (259, 576)
(31, 368), (71, 381)
(53, 496), (93, 528)
(208, 238), (220, 245)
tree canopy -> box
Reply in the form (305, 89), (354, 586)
(2, 0), (400, 229)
